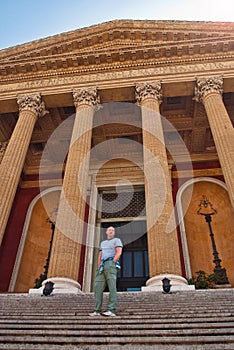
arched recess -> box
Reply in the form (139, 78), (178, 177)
(177, 177), (234, 286)
(9, 187), (61, 293)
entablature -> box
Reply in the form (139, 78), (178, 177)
(1, 60), (234, 113)
(1, 20), (234, 83)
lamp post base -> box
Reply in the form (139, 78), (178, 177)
(214, 267), (230, 285)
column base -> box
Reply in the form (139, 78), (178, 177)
(29, 277), (82, 295)
(141, 274), (195, 292)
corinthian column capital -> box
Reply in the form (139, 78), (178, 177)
(73, 88), (100, 108)
(17, 93), (48, 118)
(194, 76), (223, 102)
(135, 81), (163, 104)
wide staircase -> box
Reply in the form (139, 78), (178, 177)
(0, 289), (234, 349)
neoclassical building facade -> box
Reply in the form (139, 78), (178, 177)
(0, 20), (233, 293)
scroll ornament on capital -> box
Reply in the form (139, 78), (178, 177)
(17, 93), (48, 118)
(194, 76), (223, 103)
(73, 88), (100, 108)
(135, 81), (163, 104)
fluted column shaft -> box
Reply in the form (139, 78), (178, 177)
(136, 82), (182, 277)
(48, 88), (99, 281)
(195, 77), (234, 208)
(0, 93), (46, 245)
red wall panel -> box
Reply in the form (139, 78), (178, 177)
(0, 187), (39, 292)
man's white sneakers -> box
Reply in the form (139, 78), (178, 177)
(89, 311), (101, 317)
(89, 310), (117, 317)
(102, 310), (116, 317)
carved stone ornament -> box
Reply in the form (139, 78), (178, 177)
(135, 81), (163, 104)
(194, 76), (223, 102)
(17, 93), (48, 118)
(73, 88), (100, 108)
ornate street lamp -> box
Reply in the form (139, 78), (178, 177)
(197, 195), (229, 285)
(44, 215), (56, 279)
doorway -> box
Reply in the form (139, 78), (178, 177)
(101, 220), (149, 291)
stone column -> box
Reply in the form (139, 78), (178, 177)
(194, 76), (234, 208)
(136, 82), (192, 291)
(46, 88), (99, 294)
(0, 93), (47, 246)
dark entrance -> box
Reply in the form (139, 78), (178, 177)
(101, 221), (149, 291)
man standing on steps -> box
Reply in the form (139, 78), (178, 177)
(89, 226), (123, 317)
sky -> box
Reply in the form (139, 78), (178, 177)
(0, 0), (233, 50)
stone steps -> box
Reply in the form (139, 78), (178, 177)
(0, 289), (234, 349)
(1, 326), (234, 336)
(0, 335), (234, 349)
(1, 321), (234, 330)
(0, 346), (234, 350)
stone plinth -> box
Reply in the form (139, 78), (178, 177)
(29, 277), (82, 295)
(142, 274), (195, 292)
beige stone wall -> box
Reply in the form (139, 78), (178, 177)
(182, 181), (234, 286)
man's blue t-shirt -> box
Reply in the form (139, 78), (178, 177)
(100, 237), (123, 260)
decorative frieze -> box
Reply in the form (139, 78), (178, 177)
(17, 93), (48, 118)
(194, 76), (223, 102)
(73, 88), (100, 108)
(135, 81), (163, 104)
(1, 61), (234, 100)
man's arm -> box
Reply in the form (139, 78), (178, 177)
(113, 247), (122, 263)
(97, 251), (102, 267)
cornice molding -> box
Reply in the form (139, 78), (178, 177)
(1, 20), (234, 80)
(3, 19), (234, 48)
(1, 36), (233, 63)
(1, 52), (234, 86)
(0, 40), (233, 79)
(2, 19), (234, 54)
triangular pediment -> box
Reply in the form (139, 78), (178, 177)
(1, 19), (234, 78)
